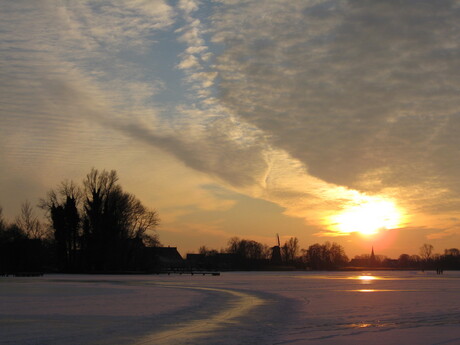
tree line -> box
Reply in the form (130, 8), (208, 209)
(194, 237), (349, 270)
(351, 243), (460, 271)
(2, 169), (460, 272)
(1, 168), (160, 273)
(194, 239), (460, 271)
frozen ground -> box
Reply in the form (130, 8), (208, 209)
(1, 271), (460, 344)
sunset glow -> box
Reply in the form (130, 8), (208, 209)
(330, 199), (403, 236)
(1, 1), (460, 257)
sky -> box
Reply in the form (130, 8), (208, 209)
(1, 0), (460, 258)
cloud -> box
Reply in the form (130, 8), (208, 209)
(0, 0), (271, 192)
(3, 0), (460, 245)
(106, 110), (270, 188)
(0, 1), (179, 215)
(177, 0), (200, 16)
(210, 0), (460, 199)
(177, 55), (201, 69)
(426, 223), (460, 240)
(54, 0), (176, 51)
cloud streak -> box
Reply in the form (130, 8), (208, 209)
(2, 0), (460, 249)
(211, 0), (460, 193)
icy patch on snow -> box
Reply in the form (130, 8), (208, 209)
(133, 285), (265, 344)
(1, 271), (460, 344)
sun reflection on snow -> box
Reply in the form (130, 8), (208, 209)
(350, 322), (373, 328)
(347, 274), (380, 283)
(347, 321), (393, 328)
(339, 288), (418, 292)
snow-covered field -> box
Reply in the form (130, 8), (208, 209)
(1, 271), (460, 344)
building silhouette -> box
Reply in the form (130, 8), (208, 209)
(270, 234), (282, 265)
(370, 246), (377, 267)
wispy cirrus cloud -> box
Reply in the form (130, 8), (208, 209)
(0, 0), (271, 227)
(0, 0), (178, 210)
(211, 1), (460, 183)
(2, 0), (460, 251)
(208, 1), (460, 217)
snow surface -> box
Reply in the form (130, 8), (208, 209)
(1, 271), (460, 344)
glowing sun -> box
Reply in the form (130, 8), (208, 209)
(331, 199), (402, 236)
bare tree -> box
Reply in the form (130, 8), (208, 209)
(410, 254), (421, 262)
(142, 233), (161, 247)
(420, 243), (434, 261)
(282, 237), (299, 264)
(226, 237), (268, 260)
(39, 180), (82, 271)
(398, 254), (411, 267)
(118, 193), (160, 241)
(82, 168), (160, 269)
(199, 245), (218, 256)
(305, 242), (348, 270)
(15, 201), (45, 239)
(444, 248), (460, 256)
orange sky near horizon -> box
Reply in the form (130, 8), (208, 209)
(1, 1), (460, 259)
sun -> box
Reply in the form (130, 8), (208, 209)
(331, 199), (402, 236)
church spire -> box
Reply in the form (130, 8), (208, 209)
(370, 246), (376, 266)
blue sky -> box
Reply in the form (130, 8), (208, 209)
(1, 0), (460, 257)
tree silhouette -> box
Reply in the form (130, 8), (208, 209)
(282, 237), (299, 264)
(15, 201), (46, 240)
(37, 169), (160, 272)
(305, 242), (348, 270)
(420, 243), (434, 262)
(81, 168), (160, 271)
(444, 248), (460, 256)
(442, 248), (460, 269)
(81, 169), (119, 270)
(227, 237), (269, 261)
(40, 181), (81, 271)
(225, 237), (270, 269)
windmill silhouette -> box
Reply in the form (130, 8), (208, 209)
(271, 234), (282, 265)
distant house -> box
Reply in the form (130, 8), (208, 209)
(186, 253), (238, 270)
(186, 253), (206, 268)
(144, 246), (184, 271)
